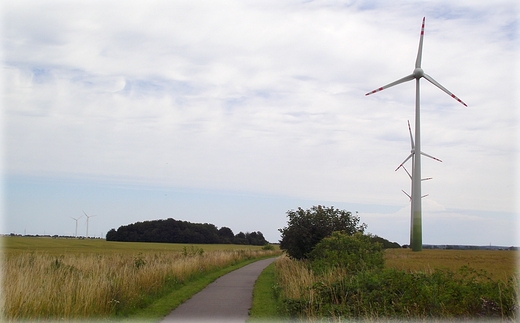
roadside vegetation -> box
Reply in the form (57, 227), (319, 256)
(2, 236), (280, 321)
(248, 262), (282, 322)
(273, 252), (518, 320)
(252, 205), (519, 321)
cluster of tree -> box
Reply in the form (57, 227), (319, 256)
(278, 205), (400, 260)
(106, 218), (268, 245)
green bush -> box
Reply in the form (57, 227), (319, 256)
(278, 205), (366, 260)
(182, 246), (204, 257)
(308, 232), (384, 274)
(261, 244), (275, 251)
(282, 266), (518, 319)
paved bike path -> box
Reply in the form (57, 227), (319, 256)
(161, 257), (277, 323)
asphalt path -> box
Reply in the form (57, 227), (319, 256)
(161, 257), (277, 323)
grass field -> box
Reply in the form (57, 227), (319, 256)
(385, 248), (518, 281)
(1, 236), (280, 321)
(2, 236), (266, 254)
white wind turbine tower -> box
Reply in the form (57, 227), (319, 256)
(70, 215), (83, 238)
(366, 17), (467, 251)
(83, 211), (97, 239)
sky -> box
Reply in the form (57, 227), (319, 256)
(2, 0), (519, 246)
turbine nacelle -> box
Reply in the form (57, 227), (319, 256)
(413, 68), (424, 79)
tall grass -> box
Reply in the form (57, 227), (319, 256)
(274, 251), (519, 320)
(3, 249), (278, 320)
(274, 255), (353, 318)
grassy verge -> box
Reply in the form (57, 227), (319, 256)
(248, 262), (284, 322)
(4, 237), (281, 321)
(124, 255), (278, 322)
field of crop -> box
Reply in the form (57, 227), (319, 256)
(1, 236), (280, 321)
(2, 236), (266, 254)
(385, 248), (518, 281)
(272, 248), (519, 320)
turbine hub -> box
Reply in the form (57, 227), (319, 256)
(413, 68), (424, 79)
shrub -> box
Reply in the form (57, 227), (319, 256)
(182, 245), (204, 257)
(308, 232), (384, 274)
(278, 206), (366, 260)
(309, 267), (518, 319)
(262, 244), (275, 251)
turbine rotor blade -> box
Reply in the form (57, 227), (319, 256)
(401, 165), (412, 180)
(407, 120), (415, 149)
(415, 17), (425, 68)
(421, 194), (429, 199)
(423, 73), (468, 107)
(421, 177), (433, 181)
(402, 190), (412, 201)
(421, 151), (442, 163)
(365, 74), (415, 96)
(395, 153), (414, 171)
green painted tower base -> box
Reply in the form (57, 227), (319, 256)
(411, 210), (422, 251)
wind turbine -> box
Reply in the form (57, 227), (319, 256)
(83, 211), (97, 238)
(397, 120), (440, 203)
(366, 17), (467, 251)
(70, 215), (83, 237)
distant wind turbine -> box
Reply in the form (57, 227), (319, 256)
(395, 120), (442, 173)
(397, 120), (439, 205)
(83, 211), (97, 238)
(70, 215), (83, 237)
(366, 17), (467, 251)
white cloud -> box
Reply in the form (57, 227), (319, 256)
(2, 0), (518, 244)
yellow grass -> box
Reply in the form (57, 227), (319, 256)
(274, 255), (315, 300)
(384, 248), (518, 281)
(1, 237), (280, 321)
(274, 254), (351, 318)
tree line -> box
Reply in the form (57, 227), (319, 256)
(105, 218), (268, 245)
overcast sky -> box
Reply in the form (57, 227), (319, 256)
(2, 0), (518, 246)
